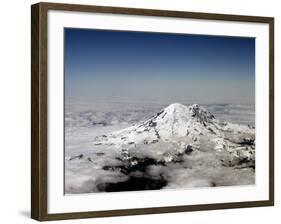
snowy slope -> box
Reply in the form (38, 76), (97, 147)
(94, 103), (254, 156)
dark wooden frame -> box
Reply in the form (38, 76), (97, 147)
(31, 2), (274, 221)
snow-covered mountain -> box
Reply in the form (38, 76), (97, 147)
(94, 103), (254, 157)
(66, 103), (255, 193)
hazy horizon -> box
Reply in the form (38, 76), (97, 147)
(64, 28), (255, 104)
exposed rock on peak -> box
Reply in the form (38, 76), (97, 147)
(188, 104), (215, 123)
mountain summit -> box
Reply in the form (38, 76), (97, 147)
(94, 103), (254, 149)
(137, 103), (217, 139)
(150, 103), (215, 127)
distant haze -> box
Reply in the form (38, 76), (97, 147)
(64, 28), (255, 104)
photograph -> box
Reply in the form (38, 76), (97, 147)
(64, 28), (256, 194)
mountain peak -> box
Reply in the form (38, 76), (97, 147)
(162, 103), (189, 116)
(162, 103), (215, 123)
(138, 103), (217, 139)
(95, 103), (218, 145)
(187, 104), (215, 123)
(165, 103), (187, 110)
(93, 103), (255, 167)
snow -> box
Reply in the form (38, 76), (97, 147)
(93, 103), (254, 154)
(65, 101), (255, 194)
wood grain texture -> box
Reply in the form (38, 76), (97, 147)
(31, 2), (274, 221)
(269, 19), (274, 204)
(31, 3), (48, 221)
(36, 2), (274, 23)
(31, 3), (40, 220)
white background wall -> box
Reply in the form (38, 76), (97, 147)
(0, 0), (279, 223)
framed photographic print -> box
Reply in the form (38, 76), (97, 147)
(31, 2), (274, 221)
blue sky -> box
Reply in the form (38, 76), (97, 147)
(64, 28), (255, 104)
